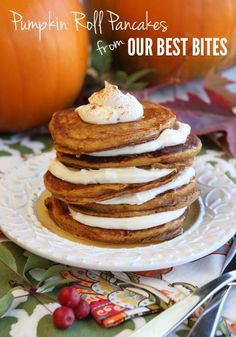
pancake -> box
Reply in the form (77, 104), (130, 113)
(45, 197), (186, 244)
(57, 134), (201, 169)
(69, 180), (200, 217)
(43, 83), (201, 246)
(50, 101), (176, 155)
(44, 170), (180, 204)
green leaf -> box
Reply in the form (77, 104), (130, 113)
(42, 278), (78, 291)
(90, 40), (112, 74)
(113, 70), (128, 83)
(23, 254), (53, 276)
(0, 245), (17, 272)
(207, 160), (218, 167)
(225, 171), (236, 184)
(125, 69), (153, 87)
(16, 294), (43, 315)
(0, 243), (27, 297)
(5, 243), (28, 275)
(32, 135), (53, 152)
(9, 143), (33, 154)
(38, 313), (137, 337)
(0, 150), (11, 156)
(197, 146), (207, 156)
(0, 317), (17, 337)
(38, 265), (71, 287)
(125, 81), (148, 90)
(220, 153), (231, 161)
(0, 290), (14, 317)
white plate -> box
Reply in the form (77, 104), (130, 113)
(1, 152), (236, 271)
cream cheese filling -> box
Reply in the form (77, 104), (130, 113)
(69, 207), (187, 230)
(98, 167), (195, 205)
(76, 81), (143, 124)
(48, 159), (175, 185)
(87, 122), (191, 157)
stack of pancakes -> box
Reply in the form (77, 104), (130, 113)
(44, 100), (201, 244)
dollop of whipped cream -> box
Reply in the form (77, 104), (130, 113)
(76, 81), (143, 124)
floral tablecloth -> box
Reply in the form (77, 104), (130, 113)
(0, 131), (236, 337)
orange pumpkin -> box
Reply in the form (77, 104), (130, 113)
(0, 0), (88, 131)
(84, 0), (236, 83)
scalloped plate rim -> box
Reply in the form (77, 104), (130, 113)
(0, 151), (236, 271)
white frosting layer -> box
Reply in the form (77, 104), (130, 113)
(99, 167), (195, 205)
(76, 81), (143, 124)
(69, 207), (187, 230)
(88, 122), (191, 157)
(49, 159), (174, 185)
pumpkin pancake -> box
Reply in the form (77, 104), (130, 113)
(50, 101), (176, 155)
(57, 134), (201, 169)
(45, 197), (186, 244)
(44, 169), (180, 204)
(69, 180), (200, 217)
(43, 82), (201, 245)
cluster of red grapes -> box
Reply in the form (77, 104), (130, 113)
(53, 286), (90, 329)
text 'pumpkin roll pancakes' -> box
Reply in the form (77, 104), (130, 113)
(44, 81), (202, 245)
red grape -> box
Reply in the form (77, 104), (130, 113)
(74, 298), (90, 320)
(53, 306), (75, 329)
(58, 287), (80, 308)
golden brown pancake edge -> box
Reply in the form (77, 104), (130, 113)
(50, 101), (176, 155)
(69, 180), (200, 217)
(44, 169), (181, 204)
(45, 197), (186, 244)
(56, 134), (201, 169)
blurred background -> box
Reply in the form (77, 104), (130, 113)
(0, 0), (236, 156)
